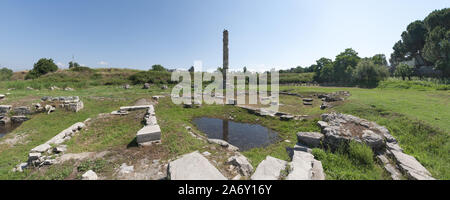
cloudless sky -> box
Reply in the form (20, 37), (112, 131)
(0, 0), (448, 72)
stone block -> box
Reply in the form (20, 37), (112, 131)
(136, 125), (161, 144)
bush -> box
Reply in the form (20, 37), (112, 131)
(129, 70), (173, 84)
(347, 141), (374, 167)
(25, 58), (58, 79)
(0, 67), (13, 81)
(151, 64), (167, 71)
(394, 64), (414, 81)
(352, 59), (389, 87)
(378, 77), (449, 90)
(279, 73), (314, 83)
(69, 66), (93, 72)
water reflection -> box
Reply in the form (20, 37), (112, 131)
(193, 117), (279, 151)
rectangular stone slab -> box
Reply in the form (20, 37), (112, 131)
(136, 125), (161, 144)
(120, 105), (153, 111)
(168, 151), (226, 180)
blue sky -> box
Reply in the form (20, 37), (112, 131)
(0, 0), (448, 72)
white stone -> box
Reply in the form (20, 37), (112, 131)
(119, 163), (134, 174)
(251, 156), (287, 180)
(227, 154), (253, 177)
(136, 125), (161, 144)
(82, 170), (98, 180)
(296, 132), (324, 148)
(53, 145), (67, 154)
(31, 144), (52, 153)
(311, 160), (325, 180)
(168, 151), (227, 180)
(28, 152), (41, 162)
(120, 105), (153, 111)
(145, 116), (158, 126)
(390, 150), (434, 180)
(287, 150), (314, 180)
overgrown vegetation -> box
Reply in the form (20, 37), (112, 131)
(25, 58), (58, 79)
(0, 68), (13, 81)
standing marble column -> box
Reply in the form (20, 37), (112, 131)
(223, 30), (228, 91)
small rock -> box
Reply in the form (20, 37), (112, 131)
(302, 98), (313, 102)
(227, 154), (253, 177)
(14, 162), (28, 172)
(119, 163), (134, 174)
(143, 83), (151, 89)
(53, 145), (67, 154)
(280, 115), (294, 121)
(202, 151), (211, 156)
(81, 170), (98, 180)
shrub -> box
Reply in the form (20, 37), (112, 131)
(347, 141), (374, 167)
(279, 72), (314, 83)
(151, 64), (167, 71)
(25, 58), (58, 79)
(69, 66), (93, 72)
(394, 63), (415, 81)
(129, 70), (173, 84)
(0, 67), (13, 81)
(352, 59), (389, 87)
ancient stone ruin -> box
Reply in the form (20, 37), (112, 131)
(314, 112), (434, 180)
(112, 105), (162, 146)
(40, 96), (84, 112)
(14, 121), (87, 172)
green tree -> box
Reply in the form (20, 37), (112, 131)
(68, 61), (80, 68)
(313, 57), (332, 82)
(25, 58), (58, 79)
(402, 20), (428, 59)
(151, 64), (166, 71)
(423, 8), (450, 77)
(333, 48), (360, 83)
(0, 67), (13, 81)
(394, 63), (415, 80)
(319, 63), (334, 82)
(352, 59), (389, 87)
(243, 66), (247, 73)
(371, 54), (388, 66)
(390, 40), (408, 66)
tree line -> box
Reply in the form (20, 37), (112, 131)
(280, 49), (389, 87)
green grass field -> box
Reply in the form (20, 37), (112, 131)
(0, 73), (448, 180)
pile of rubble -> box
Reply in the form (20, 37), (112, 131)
(0, 105), (32, 125)
(40, 96), (84, 112)
(315, 112), (434, 180)
(13, 121), (87, 172)
(236, 105), (308, 121)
